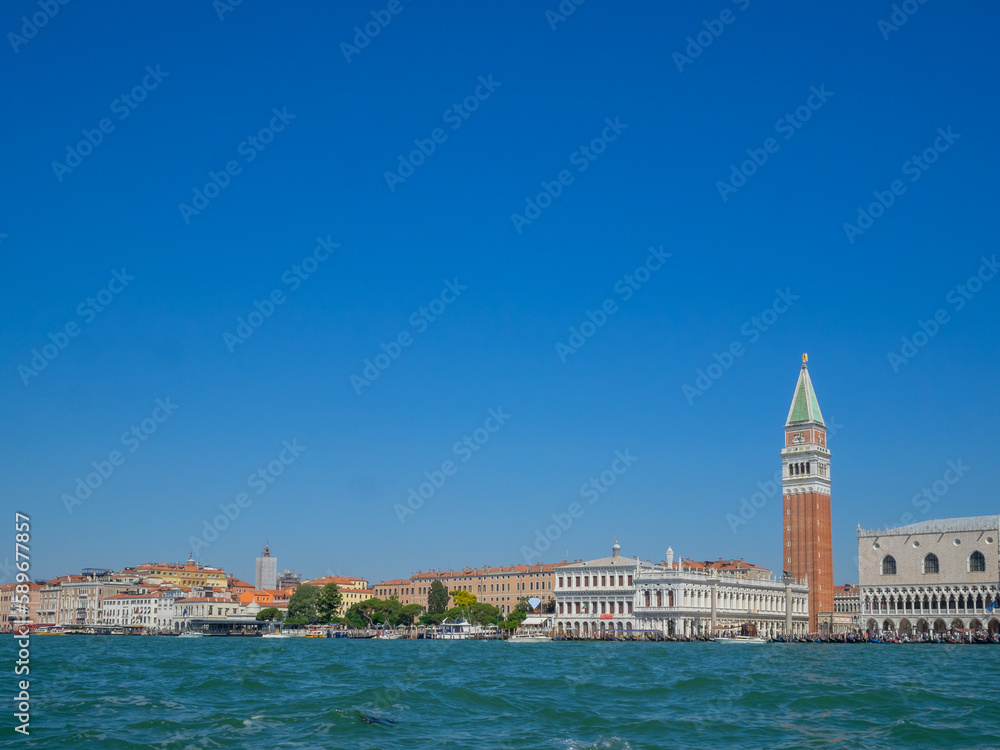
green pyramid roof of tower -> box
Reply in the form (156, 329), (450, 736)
(786, 361), (825, 426)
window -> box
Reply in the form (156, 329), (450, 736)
(627, 575), (633, 586)
(558, 577), (563, 588)
(970, 551), (986, 572)
(601, 575), (606, 586)
(618, 575), (624, 586)
(881, 555), (896, 575)
(923, 554), (939, 574)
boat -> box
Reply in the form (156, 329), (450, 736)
(508, 613), (554, 643)
(178, 632), (204, 638)
(261, 632), (290, 639)
(713, 635), (767, 644)
(508, 633), (553, 643)
(304, 629), (325, 638)
(435, 619), (472, 640)
(375, 631), (403, 640)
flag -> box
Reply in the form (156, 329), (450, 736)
(988, 600), (997, 612)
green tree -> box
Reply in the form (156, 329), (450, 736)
(427, 580), (449, 614)
(452, 590), (477, 608)
(503, 609), (527, 630)
(470, 602), (500, 625)
(397, 603), (424, 626)
(344, 607), (366, 629)
(255, 607), (284, 621)
(317, 583), (343, 624)
(419, 612), (447, 626)
(288, 584), (320, 622)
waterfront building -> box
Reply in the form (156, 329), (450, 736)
(781, 354), (834, 632)
(376, 562), (561, 614)
(173, 596), (246, 632)
(102, 590), (175, 631)
(125, 558), (227, 589)
(227, 577), (254, 599)
(826, 583), (862, 633)
(40, 572), (139, 627)
(299, 575), (372, 616)
(858, 515), (1000, 636)
(255, 545), (278, 591)
(0, 582), (42, 633)
(554, 543), (809, 637)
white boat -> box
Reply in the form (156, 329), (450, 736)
(508, 614), (553, 643)
(178, 632), (204, 638)
(508, 634), (553, 643)
(435, 619), (472, 640)
(713, 635), (767, 644)
(261, 632), (290, 639)
(376, 631), (403, 640)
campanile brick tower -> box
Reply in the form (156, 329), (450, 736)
(781, 354), (833, 633)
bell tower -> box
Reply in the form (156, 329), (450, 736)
(781, 354), (833, 632)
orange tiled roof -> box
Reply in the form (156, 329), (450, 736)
(300, 575), (367, 587)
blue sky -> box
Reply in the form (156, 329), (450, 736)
(2, 1), (997, 587)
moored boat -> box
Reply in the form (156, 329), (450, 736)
(713, 635), (767, 644)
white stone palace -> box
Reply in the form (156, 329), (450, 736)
(858, 515), (1000, 636)
(554, 542), (809, 637)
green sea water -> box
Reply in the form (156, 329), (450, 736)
(6, 636), (1000, 749)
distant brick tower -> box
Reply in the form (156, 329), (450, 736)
(781, 354), (833, 632)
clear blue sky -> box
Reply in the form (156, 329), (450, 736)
(2, 1), (997, 587)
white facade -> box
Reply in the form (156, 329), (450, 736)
(554, 543), (809, 637)
(858, 515), (1000, 635)
(102, 591), (175, 630)
(173, 597), (246, 632)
